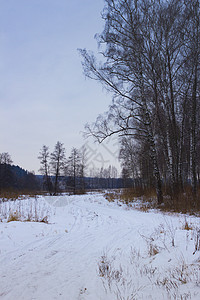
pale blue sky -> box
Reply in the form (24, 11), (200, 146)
(0, 0), (120, 174)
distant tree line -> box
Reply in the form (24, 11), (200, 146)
(38, 142), (122, 194)
(84, 164), (121, 189)
(83, 176), (131, 190)
(80, 0), (200, 204)
(0, 152), (39, 193)
(38, 142), (87, 195)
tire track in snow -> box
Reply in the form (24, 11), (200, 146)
(0, 193), (172, 300)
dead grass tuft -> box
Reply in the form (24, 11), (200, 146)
(7, 211), (21, 222)
(183, 219), (193, 231)
(104, 192), (117, 202)
(149, 243), (159, 256)
(40, 216), (48, 224)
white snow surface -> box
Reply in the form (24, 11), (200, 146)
(0, 192), (200, 299)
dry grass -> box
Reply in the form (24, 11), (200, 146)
(104, 188), (157, 212)
(161, 186), (200, 215)
(0, 190), (42, 201)
(97, 245), (199, 299)
(103, 186), (200, 215)
(135, 205), (150, 213)
(119, 187), (156, 204)
(149, 243), (159, 256)
(0, 196), (49, 224)
(7, 211), (21, 222)
(97, 252), (139, 299)
(183, 218), (193, 231)
(40, 216), (48, 224)
(104, 191), (117, 202)
(7, 210), (49, 224)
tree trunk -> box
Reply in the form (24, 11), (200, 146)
(191, 65), (198, 197)
(166, 47), (180, 194)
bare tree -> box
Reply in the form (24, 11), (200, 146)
(119, 138), (140, 180)
(0, 152), (13, 165)
(79, 0), (165, 203)
(38, 145), (52, 194)
(80, 0), (200, 204)
(66, 147), (82, 194)
(50, 141), (66, 195)
(79, 146), (87, 191)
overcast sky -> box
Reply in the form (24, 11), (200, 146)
(0, 0), (120, 174)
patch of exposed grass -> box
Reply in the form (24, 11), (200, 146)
(104, 192), (117, 202)
(0, 196), (50, 224)
(104, 186), (200, 215)
(97, 226), (200, 299)
(160, 186), (200, 215)
(182, 218), (193, 231)
(40, 216), (48, 224)
(104, 188), (157, 211)
(0, 190), (44, 202)
(7, 211), (21, 222)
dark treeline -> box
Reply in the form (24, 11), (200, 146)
(0, 152), (39, 193)
(80, 0), (200, 205)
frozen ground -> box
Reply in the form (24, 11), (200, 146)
(0, 192), (200, 299)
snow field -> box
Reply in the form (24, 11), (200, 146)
(0, 193), (200, 299)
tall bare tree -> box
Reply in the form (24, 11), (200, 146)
(50, 141), (66, 195)
(186, 0), (200, 196)
(80, 0), (165, 203)
(66, 147), (82, 194)
(38, 145), (52, 194)
(80, 0), (200, 204)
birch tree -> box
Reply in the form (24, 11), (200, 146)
(80, 0), (200, 203)
(80, 0), (164, 203)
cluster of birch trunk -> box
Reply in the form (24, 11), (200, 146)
(80, 0), (200, 203)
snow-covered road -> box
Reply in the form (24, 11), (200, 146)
(0, 193), (200, 299)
